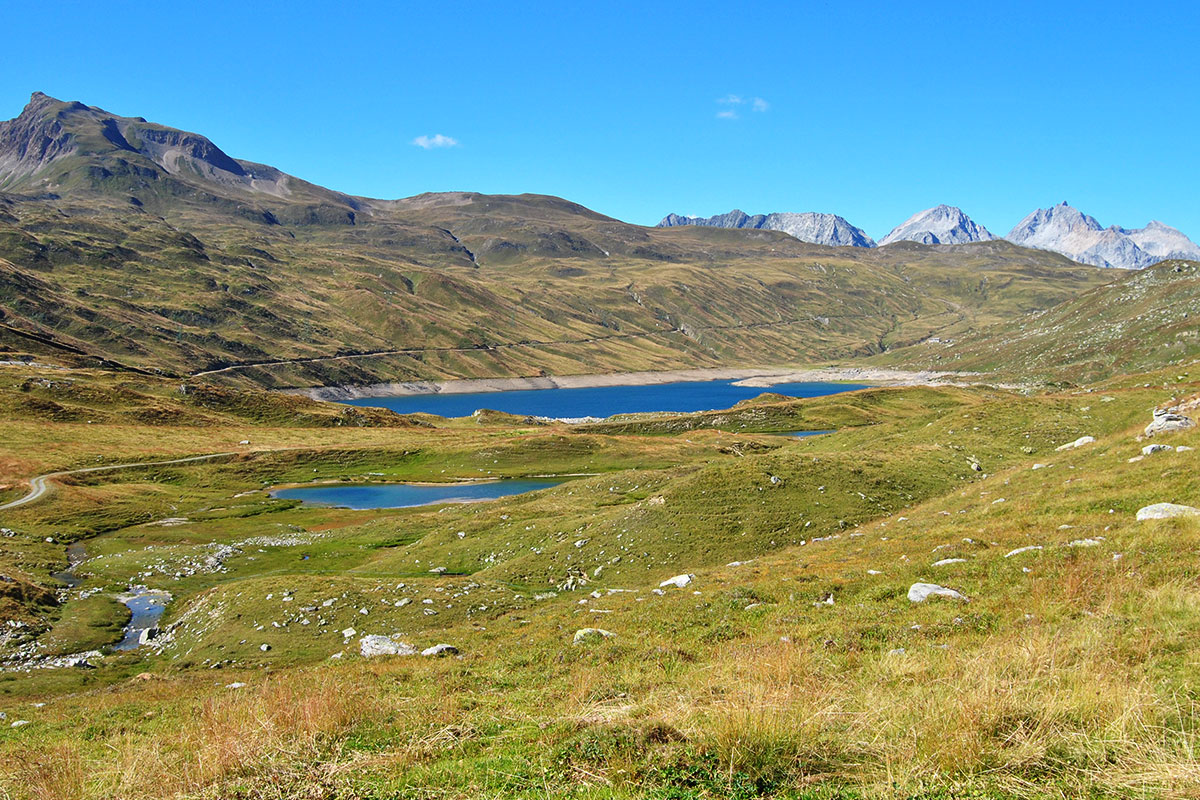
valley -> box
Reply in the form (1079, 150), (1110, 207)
(0, 91), (1198, 800)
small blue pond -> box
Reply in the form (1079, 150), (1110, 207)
(273, 479), (562, 510)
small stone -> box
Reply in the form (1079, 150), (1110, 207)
(1055, 435), (1095, 452)
(908, 583), (968, 603)
(1142, 444), (1173, 455)
(259, 644), (270, 652)
(1004, 545), (1042, 558)
(226, 682), (247, 689)
(658, 574), (694, 589)
(932, 557), (967, 566)
(421, 644), (459, 657)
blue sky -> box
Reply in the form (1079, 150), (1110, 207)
(3, 1), (1198, 239)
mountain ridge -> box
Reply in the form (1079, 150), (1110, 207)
(1006, 202), (1200, 269)
(657, 209), (876, 248)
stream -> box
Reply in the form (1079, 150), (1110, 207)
(56, 542), (170, 652)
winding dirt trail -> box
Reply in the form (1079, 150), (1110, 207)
(0, 452), (236, 512)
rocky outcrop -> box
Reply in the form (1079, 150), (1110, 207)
(1144, 405), (1196, 437)
(658, 210), (875, 248)
(879, 205), (996, 246)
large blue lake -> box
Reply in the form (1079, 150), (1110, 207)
(273, 479), (562, 510)
(343, 379), (869, 419)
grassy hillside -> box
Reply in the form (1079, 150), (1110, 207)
(879, 259), (1200, 384)
(0, 95), (1116, 389)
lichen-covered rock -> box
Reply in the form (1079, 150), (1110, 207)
(572, 628), (615, 645)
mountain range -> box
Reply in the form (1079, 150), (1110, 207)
(0, 92), (1150, 388)
(659, 203), (1200, 269)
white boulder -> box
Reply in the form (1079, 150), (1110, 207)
(1136, 503), (1200, 521)
(659, 574), (695, 589)
(360, 635), (417, 657)
(1055, 436), (1095, 452)
(1142, 444), (1173, 455)
(908, 583), (968, 603)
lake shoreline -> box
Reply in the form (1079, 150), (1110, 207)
(288, 366), (977, 402)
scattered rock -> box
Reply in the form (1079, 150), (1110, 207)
(1142, 444), (1173, 455)
(1055, 435), (1095, 452)
(908, 583), (968, 603)
(572, 628), (616, 645)
(659, 574), (695, 589)
(1136, 503), (1200, 521)
(932, 558), (966, 566)
(1004, 545), (1042, 558)
(259, 643), (270, 652)
(1067, 538), (1103, 547)
(421, 644), (459, 657)
(1177, 445), (1194, 452)
(360, 635), (417, 657)
(226, 682), (247, 689)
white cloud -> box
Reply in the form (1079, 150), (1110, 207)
(412, 134), (459, 149)
(715, 94), (768, 119)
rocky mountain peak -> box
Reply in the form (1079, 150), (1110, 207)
(879, 205), (996, 246)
